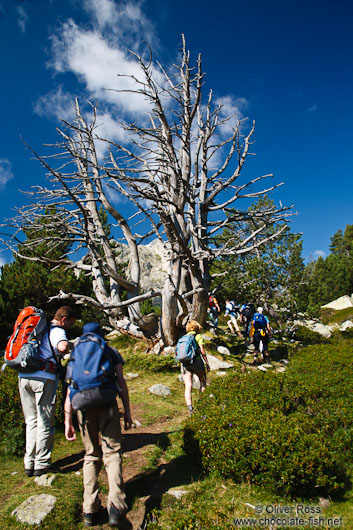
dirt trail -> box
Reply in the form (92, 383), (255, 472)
(98, 404), (188, 530)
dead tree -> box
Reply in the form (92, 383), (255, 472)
(1, 37), (293, 348)
(99, 36), (293, 344)
(1, 101), (160, 342)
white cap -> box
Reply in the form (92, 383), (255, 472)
(257, 307), (263, 313)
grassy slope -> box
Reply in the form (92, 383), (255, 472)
(1, 323), (353, 529)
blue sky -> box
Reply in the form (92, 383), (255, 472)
(0, 0), (352, 266)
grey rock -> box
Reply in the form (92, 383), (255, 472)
(257, 365), (268, 372)
(321, 295), (353, 311)
(167, 488), (187, 499)
(12, 494), (56, 525)
(340, 320), (353, 332)
(105, 330), (122, 340)
(293, 319), (332, 338)
(276, 367), (286, 373)
(319, 497), (331, 509)
(279, 359), (289, 364)
(207, 354), (233, 371)
(216, 371), (227, 376)
(133, 420), (143, 428)
(148, 384), (171, 397)
(115, 239), (168, 296)
(125, 372), (139, 379)
(217, 346), (231, 356)
(34, 474), (56, 487)
(163, 346), (176, 356)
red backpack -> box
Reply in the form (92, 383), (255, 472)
(209, 296), (216, 308)
(3, 307), (47, 372)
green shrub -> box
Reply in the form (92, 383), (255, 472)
(140, 298), (161, 317)
(124, 352), (176, 373)
(0, 369), (25, 455)
(321, 306), (353, 326)
(293, 325), (329, 344)
(184, 342), (353, 496)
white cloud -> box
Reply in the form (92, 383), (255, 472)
(33, 86), (77, 121)
(313, 249), (326, 259)
(81, 0), (158, 48)
(17, 4), (29, 33)
(93, 110), (129, 159)
(46, 0), (162, 119)
(214, 95), (249, 135)
(49, 19), (160, 115)
(84, 0), (118, 30)
(0, 158), (14, 189)
(40, 1), (249, 176)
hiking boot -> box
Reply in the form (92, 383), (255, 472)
(83, 512), (96, 527)
(34, 468), (51, 476)
(108, 504), (132, 529)
(187, 405), (194, 417)
(25, 468), (34, 477)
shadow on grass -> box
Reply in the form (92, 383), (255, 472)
(122, 431), (171, 453)
(124, 432), (203, 528)
(53, 450), (85, 473)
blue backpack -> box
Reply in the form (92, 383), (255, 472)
(67, 332), (119, 411)
(252, 313), (267, 330)
(175, 334), (199, 364)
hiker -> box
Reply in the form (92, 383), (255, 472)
(240, 302), (255, 338)
(64, 323), (133, 529)
(249, 307), (271, 364)
(224, 299), (242, 337)
(18, 306), (76, 477)
(208, 294), (220, 329)
(178, 320), (210, 416)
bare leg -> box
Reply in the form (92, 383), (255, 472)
(183, 371), (193, 408)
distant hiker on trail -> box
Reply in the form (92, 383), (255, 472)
(224, 299), (242, 337)
(64, 323), (133, 529)
(208, 294), (220, 329)
(176, 320), (210, 416)
(249, 307), (271, 364)
(17, 305), (76, 477)
(240, 302), (255, 338)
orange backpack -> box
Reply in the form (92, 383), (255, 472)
(3, 307), (47, 372)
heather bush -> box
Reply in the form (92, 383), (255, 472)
(0, 369), (25, 455)
(185, 342), (353, 496)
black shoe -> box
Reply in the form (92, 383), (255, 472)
(83, 512), (96, 527)
(109, 505), (132, 529)
(25, 468), (34, 477)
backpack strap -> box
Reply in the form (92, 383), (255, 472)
(47, 324), (67, 380)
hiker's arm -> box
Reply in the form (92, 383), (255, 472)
(56, 339), (69, 355)
(200, 344), (210, 372)
(115, 364), (133, 430)
(64, 390), (76, 442)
